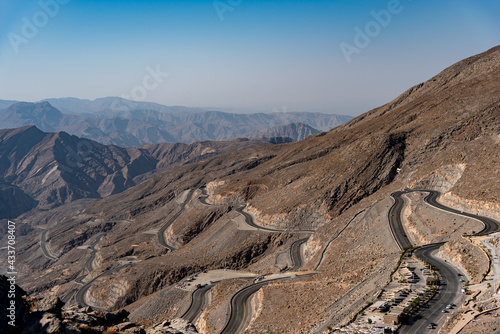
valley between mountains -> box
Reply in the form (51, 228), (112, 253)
(0, 46), (499, 334)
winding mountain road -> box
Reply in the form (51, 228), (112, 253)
(219, 238), (311, 334)
(388, 189), (500, 332)
(220, 278), (285, 334)
(289, 238), (308, 271)
(402, 243), (460, 334)
(158, 189), (194, 250)
(40, 230), (58, 261)
(75, 265), (128, 308)
(84, 233), (105, 273)
(179, 236), (309, 327)
(388, 191), (413, 250)
(234, 204), (315, 234)
(181, 283), (216, 323)
(198, 187), (213, 206)
(416, 190), (500, 235)
(389, 190), (500, 250)
(200, 187), (314, 234)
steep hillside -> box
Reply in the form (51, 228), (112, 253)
(0, 126), (273, 218)
(9, 46), (500, 333)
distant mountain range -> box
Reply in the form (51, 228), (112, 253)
(0, 98), (352, 146)
(0, 125), (278, 219)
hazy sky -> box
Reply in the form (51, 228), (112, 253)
(1, 0), (499, 116)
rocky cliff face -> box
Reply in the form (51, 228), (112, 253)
(0, 126), (273, 218)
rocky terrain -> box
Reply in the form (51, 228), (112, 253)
(0, 99), (351, 146)
(2, 46), (499, 333)
(0, 125), (274, 218)
(1, 275), (199, 334)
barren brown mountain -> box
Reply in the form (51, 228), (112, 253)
(3, 46), (499, 333)
(0, 125), (276, 219)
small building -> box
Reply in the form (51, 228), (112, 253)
(384, 312), (402, 325)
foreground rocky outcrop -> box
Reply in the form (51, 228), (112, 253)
(1, 275), (198, 334)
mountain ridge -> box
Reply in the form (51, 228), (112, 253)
(0, 125), (278, 219)
(2, 46), (499, 334)
(0, 98), (352, 145)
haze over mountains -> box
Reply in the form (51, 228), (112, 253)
(0, 47), (499, 334)
(0, 98), (352, 146)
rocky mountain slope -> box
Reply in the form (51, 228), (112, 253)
(0, 99), (351, 146)
(6, 46), (500, 333)
(0, 126), (273, 219)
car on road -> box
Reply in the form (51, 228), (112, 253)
(427, 323), (434, 329)
(442, 309), (447, 313)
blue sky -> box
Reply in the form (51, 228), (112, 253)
(0, 0), (499, 116)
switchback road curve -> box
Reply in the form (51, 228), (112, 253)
(180, 237), (308, 326)
(181, 283), (216, 323)
(40, 230), (58, 261)
(75, 265), (128, 308)
(158, 189), (194, 250)
(389, 190), (500, 250)
(289, 238), (308, 271)
(199, 187), (315, 234)
(401, 243), (460, 334)
(84, 233), (105, 273)
(389, 189), (500, 332)
(220, 278), (285, 334)
(416, 190), (500, 235)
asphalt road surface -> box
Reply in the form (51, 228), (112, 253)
(413, 190), (500, 235)
(75, 265), (128, 308)
(220, 278), (282, 334)
(84, 233), (105, 273)
(220, 275), (315, 334)
(200, 187), (314, 234)
(181, 283), (216, 323)
(389, 189), (500, 333)
(40, 230), (58, 261)
(289, 238), (307, 271)
(388, 191), (413, 250)
(198, 187), (213, 206)
(234, 204), (284, 232)
(158, 189), (194, 250)
(401, 243), (461, 334)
